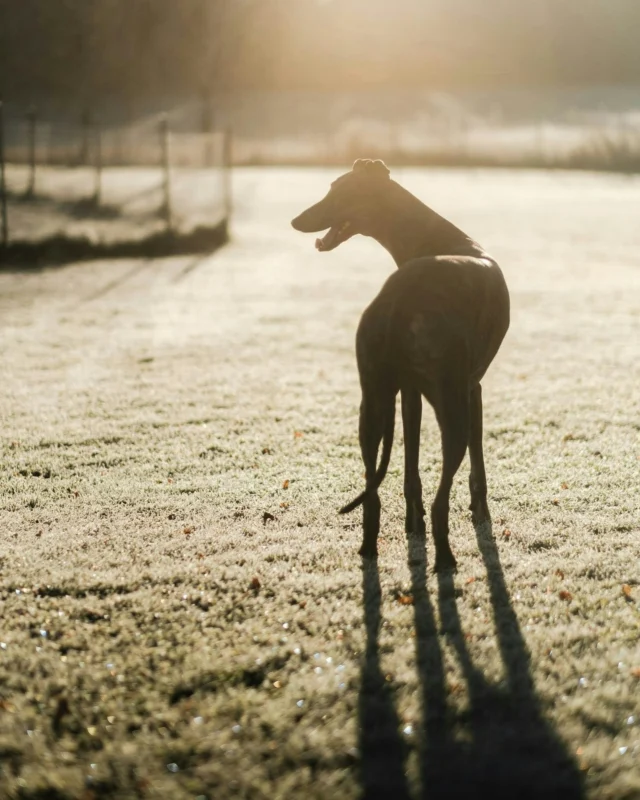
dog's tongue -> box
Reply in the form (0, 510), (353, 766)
(315, 226), (339, 252)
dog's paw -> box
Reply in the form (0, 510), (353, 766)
(433, 549), (457, 574)
(469, 498), (491, 527)
(405, 515), (427, 536)
(358, 543), (378, 559)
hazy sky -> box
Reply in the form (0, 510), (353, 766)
(2, 0), (639, 105)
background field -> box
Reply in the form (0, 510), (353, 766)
(0, 167), (639, 799)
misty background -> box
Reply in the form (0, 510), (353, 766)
(2, 0), (640, 167)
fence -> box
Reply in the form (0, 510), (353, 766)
(0, 101), (232, 259)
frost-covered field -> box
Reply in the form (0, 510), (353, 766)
(0, 167), (639, 799)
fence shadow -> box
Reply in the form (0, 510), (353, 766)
(358, 523), (585, 800)
(79, 260), (153, 303)
(172, 253), (215, 283)
(0, 219), (228, 271)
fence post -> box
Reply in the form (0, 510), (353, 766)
(93, 123), (102, 205)
(80, 108), (92, 165)
(201, 96), (213, 167)
(0, 101), (8, 248)
(159, 114), (172, 229)
(223, 127), (232, 221)
(26, 105), (37, 197)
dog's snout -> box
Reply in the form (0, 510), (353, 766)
(291, 201), (331, 233)
(291, 213), (307, 232)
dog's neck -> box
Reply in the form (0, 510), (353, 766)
(370, 180), (487, 267)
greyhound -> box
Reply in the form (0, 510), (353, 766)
(291, 159), (510, 571)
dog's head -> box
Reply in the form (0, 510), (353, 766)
(291, 159), (391, 251)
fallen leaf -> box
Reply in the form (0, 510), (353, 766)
(280, 502), (289, 509)
(559, 590), (573, 602)
(555, 569), (565, 579)
(561, 482), (569, 490)
(465, 577), (476, 585)
(631, 667), (640, 679)
(298, 600), (307, 609)
(262, 512), (275, 524)
(293, 431), (303, 439)
(396, 593), (414, 606)
(262, 447), (272, 455)
(622, 584), (633, 600)
(273, 681), (281, 689)
(502, 529), (511, 539)
(167, 478), (173, 484)
(183, 526), (194, 535)
(282, 480), (290, 490)
(551, 499), (559, 506)
(250, 576), (261, 591)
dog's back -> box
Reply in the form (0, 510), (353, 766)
(357, 255), (510, 393)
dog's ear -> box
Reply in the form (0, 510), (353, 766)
(352, 158), (390, 178)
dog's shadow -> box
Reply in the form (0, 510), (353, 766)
(358, 522), (585, 800)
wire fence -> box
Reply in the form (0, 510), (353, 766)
(0, 102), (231, 257)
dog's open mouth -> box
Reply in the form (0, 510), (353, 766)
(315, 221), (352, 252)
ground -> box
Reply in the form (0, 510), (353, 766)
(0, 167), (638, 800)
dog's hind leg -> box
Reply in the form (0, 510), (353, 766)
(430, 374), (469, 572)
(401, 389), (426, 536)
(357, 387), (395, 559)
(468, 383), (491, 525)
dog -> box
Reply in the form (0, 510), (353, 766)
(291, 159), (510, 571)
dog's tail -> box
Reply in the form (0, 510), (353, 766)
(339, 401), (395, 515)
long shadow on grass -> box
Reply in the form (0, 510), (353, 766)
(358, 526), (585, 800)
(359, 559), (412, 800)
(410, 522), (585, 799)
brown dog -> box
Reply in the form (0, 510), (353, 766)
(292, 159), (509, 571)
